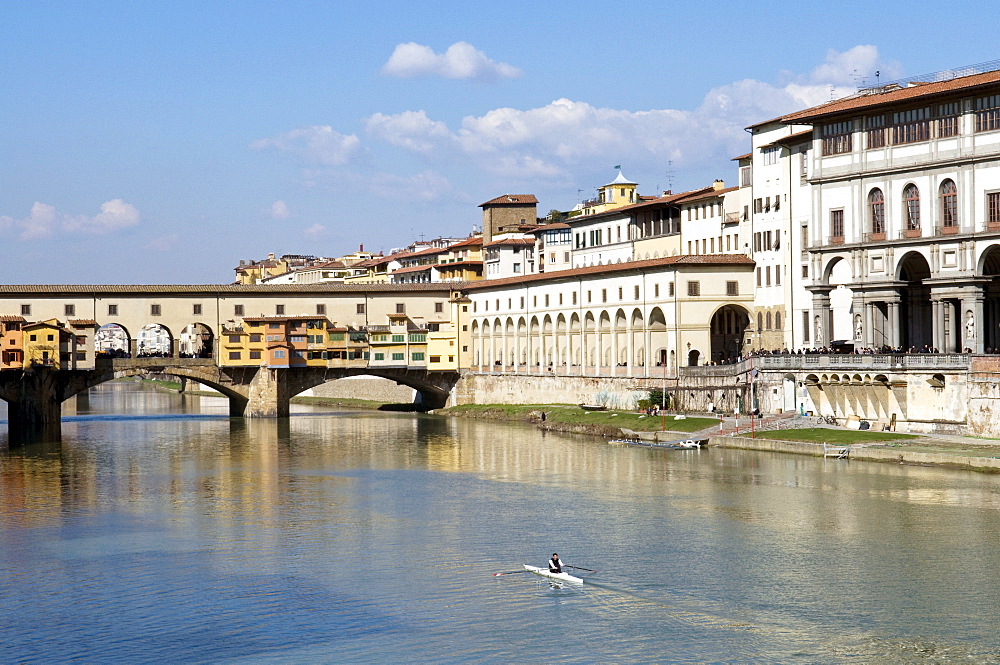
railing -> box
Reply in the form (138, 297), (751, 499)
(752, 353), (970, 371)
(105, 357), (217, 369)
(724, 212), (741, 225)
(935, 225), (960, 236)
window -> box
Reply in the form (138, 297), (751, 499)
(412, 352), (425, 361)
(940, 179), (958, 228)
(976, 94), (1000, 132)
(250, 350), (261, 360)
(866, 115), (886, 149)
(757, 313), (763, 330)
(396, 303), (405, 314)
(429, 355), (441, 363)
(275, 304), (285, 315)
(513, 263), (521, 273)
(290, 335), (306, 343)
(374, 353), (384, 361)
(803, 311), (810, 342)
(831, 209), (845, 239)
(726, 281), (739, 296)
(391, 334), (404, 343)
(763, 146), (779, 165)
(249, 334), (261, 343)
(988, 192), (1000, 226)
(392, 353), (405, 361)
(189, 304), (201, 316)
(601, 289), (607, 303)
(766, 266), (771, 286)
(740, 165), (752, 187)
(618, 287), (623, 300)
(544, 294), (549, 307)
(775, 312), (781, 329)
(108, 304), (118, 316)
(687, 281), (700, 297)
(893, 108), (931, 144)
(821, 121), (852, 155)
(904, 184), (921, 230)
(757, 268), (762, 287)
(316, 304), (326, 315)
(938, 102), (960, 137)
(520, 297), (525, 308)
(228, 335), (241, 343)
(64, 304), (75, 316)
(766, 312), (772, 330)
(668, 282), (674, 297)
(20, 304), (30, 316)
(435, 302), (444, 313)
(654, 284), (659, 298)
(634, 285), (640, 300)
(234, 304), (244, 316)
(273, 350), (286, 359)
(572, 292), (577, 305)
(151, 304), (161, 316)
(229, 352), (241, 360)
(869, 188), (885, 235)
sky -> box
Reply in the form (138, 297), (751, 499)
(3, 0), (999, 284)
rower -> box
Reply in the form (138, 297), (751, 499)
(548, 553), (562, 573)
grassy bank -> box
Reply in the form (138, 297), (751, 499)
(750, 427), (918, 444)
(442, 404), (718, 437)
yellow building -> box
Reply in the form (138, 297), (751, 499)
(579, 170), (639, 216)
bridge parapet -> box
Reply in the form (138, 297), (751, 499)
(752, 353), (970, 372)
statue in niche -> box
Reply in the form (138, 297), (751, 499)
(855, 315), (863, 340)
(966, 311), (976, 340)
(814, 315), (823, 344)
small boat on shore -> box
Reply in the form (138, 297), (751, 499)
(578, 404), (607, 411)
(609, 438), (704, 449)
(523, 564), (584, 585)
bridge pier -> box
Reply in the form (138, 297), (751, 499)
(3, 367), (67, 444)
(241, 367), (291, 418)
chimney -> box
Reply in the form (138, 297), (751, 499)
(268, 252), (275, 260)
(713, 179), (725, 191)
(359, 243), (364, 252)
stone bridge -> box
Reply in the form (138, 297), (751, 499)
(0, 358), (460, 443)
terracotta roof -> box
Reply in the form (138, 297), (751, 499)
(242, 316), (323, 323)
(529, 223), (571, 232)
(760, 129), (813, 148)
(446, 237), (483, 248)
(0, 283), (462, 296)
(484, 238), (536, 247)
(0, 315), (26, 322)
(677, 186), (738, 204)
(391, 264), (434, 275)
(68, 319), (98, 327)
(467, 254), (754, 290)
(780, 69), (1000, 124)
(479, 194), (538, 207)
(731, 152), (752, 161)
(435, 261), (483, 268)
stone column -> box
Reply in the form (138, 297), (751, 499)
(863, 302), (875, 348)
(887, 301), (901, 348)
(931, 299), (943, 352)
(513, 326), (520, 374)
(811, 291), (832, 347)
(644, 327), (652, 378)
(5, 367), (65, 444)
(627, 323), (635, 378)
(594, 327), (602, 376)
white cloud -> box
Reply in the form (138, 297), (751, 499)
(0, 199), (140, 240)
(63, 199), (140, 234)
(363, 45), (900, 183)
(269, 200), (292, 220)
(381, 41), (521, 82)
(251, 126), (361, 166)
(303, 223), (327, 239)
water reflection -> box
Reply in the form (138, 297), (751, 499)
(2, 382), (1000, 662)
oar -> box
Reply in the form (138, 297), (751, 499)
(492, 570), (529, 576)
(565, 565), (598, 573)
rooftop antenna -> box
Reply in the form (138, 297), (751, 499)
(875, 70), (880, 87)
(577, 188), (584, 203)
(666, 160), (675, 193)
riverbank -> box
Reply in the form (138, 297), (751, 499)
(440, 401), (1000, 474)
(439, 403), (718, 438)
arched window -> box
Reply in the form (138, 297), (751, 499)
(869, 188), (885, 235)
(757, 312), (764, 331)
(940, 179), (958, 228)
(775, 312), (782, 329)
(766, 312), (772, 330)
(904, 184), (920, 231)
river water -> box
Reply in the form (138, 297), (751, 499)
(3, 382), (1000, 663)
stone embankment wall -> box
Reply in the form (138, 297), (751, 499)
(453, 371), (749, 412)
(301, 376), (416, 403)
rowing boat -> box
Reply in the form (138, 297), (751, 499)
(523, 564), (584, 585)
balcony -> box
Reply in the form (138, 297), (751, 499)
(936, 225), (959, 236)
(828, 235), (845, 245)
(724, 212), (741, 225)
(863, 232), (886, 242)
(901, 228), (922, 239)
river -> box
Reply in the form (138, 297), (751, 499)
(2, 382), (1000, 663)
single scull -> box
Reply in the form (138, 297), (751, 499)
(523, 564), (584, 585)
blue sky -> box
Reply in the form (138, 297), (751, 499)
(3, 1), (998, 284)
